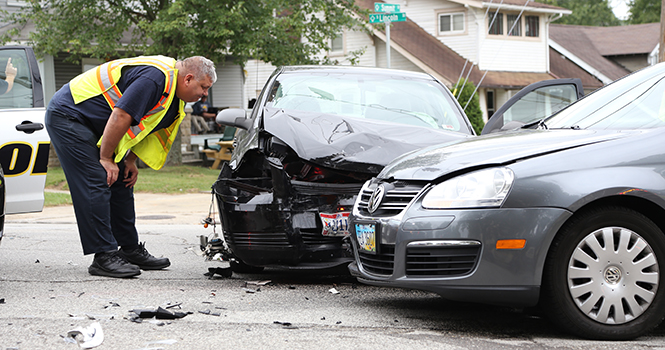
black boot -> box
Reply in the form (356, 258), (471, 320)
(117, 242), (171, 270)
(89, 251), (141, 278)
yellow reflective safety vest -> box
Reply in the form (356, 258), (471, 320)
(69, 55), (184, 170)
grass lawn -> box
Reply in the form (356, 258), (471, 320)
(45, 165), (220, 206)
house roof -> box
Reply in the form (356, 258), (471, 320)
(357, 0), (556, 89)
(548, 24), (659, 82)
(450, 0), (571, 13)
(549, 47), (604, 91)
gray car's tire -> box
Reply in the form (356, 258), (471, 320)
(543, 206), (665, 340)
(229, 259), (265, 273)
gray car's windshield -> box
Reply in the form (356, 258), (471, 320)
(266, 71), (469, 133)
(546, 64), (665, 130)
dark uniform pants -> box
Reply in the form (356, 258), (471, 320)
(45, 107), (139, 255)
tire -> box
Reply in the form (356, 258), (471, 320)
(229, 259), (265, 273)
(543, 206), (665, 340)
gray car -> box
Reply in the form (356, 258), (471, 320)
(348, 62), (665, 340)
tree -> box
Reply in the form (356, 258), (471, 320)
(535, 0), (621, 26)
(628, 0), (661, 24)
(453, 79), (484, 135)
(0, 0), (368, 66)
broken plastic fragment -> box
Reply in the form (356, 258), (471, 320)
(246, 280), (271, 286)
(67, 322), (104, 349)
(129, 307), (188, 320)
(329, 288), (340, 294)
(204, 267), (232, 279)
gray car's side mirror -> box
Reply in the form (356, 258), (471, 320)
(216, 108), (252, 130)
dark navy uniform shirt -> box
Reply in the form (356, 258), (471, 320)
(48, 66), (180, 138)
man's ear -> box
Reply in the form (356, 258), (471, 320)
(184, 73), (194, 86)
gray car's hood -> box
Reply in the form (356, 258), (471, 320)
(262, 108), (472, 174)
(380, 129), (637, 181)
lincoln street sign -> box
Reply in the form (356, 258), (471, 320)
(369, 12), (406, 23)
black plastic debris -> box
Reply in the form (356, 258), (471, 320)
(0, 298), (5, 304)
(103, 302), (120, 309)
(274, 321), (297, 329)
(129, 307), (189, 321)
(204, 267), (232, 279)
(198, 309), (221, 317)
(165, 302), (182, 309)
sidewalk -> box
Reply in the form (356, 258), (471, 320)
(6, 192), (216, 226)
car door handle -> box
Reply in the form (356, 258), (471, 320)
(16, 121), (44, 134)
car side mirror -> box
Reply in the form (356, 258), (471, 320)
(216, 108), (252, 130)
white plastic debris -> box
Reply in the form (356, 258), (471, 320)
(66, 322), (104, 349)
(329, 288), (340, 294)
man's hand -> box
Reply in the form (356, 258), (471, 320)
(100, 157), (119, 186)
(100, 107), (134, 186)
(4, 57), (16, 93)
(123, 152), (139, 188)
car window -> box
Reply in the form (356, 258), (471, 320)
(266, 72), (469, 133)
(501, 84), (578, 125)
(0, 49), (34, 109)
(548, 74), (665, 130)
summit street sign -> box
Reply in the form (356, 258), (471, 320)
(374, 2), (400, 13)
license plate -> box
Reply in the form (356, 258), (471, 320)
(319, 212), (350, 236)
(355, 223), (376, 254)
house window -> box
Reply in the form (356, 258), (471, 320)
(439, 13), (464, 34)
(488, 12), (503, 35)
(331, 33), (344, 53)
(507, 14), (521, 36)
(525, 16), (539, 37)
(487, 90), (495, 118)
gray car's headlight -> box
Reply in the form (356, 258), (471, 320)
(422, 167), (514, 209)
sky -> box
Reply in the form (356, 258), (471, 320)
(609, 0), (630, 20)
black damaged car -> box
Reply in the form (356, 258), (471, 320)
(203, 66), (476, 271)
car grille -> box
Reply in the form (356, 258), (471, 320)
(357, 182), (425, 217)
(405, 245), (480, 277)
(300, 229), (342, 245)
(358, 245), (395, 275)
(228, 232), (292, 248)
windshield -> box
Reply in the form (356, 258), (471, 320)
(546, 63), (665, 130)
(265, 70), (470, 133)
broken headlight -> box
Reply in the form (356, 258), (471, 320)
(422, 167), (514, 209)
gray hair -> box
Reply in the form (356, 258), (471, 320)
(182, 56), (217, 83)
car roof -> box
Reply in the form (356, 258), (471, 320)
(276, 65), (435, 80)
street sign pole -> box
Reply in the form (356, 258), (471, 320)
(371, 4), (405, 69)
(385, 17), (391, 68)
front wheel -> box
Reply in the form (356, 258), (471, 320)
(543, 206), (665, 340)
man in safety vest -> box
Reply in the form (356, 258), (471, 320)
(45, 55), (217, 278)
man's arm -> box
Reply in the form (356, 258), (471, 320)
(99, 107), (133, 186)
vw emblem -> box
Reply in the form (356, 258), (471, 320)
(604, 266), (622, 285)
(368, 184), (386, 214)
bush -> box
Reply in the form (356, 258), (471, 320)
(453, 79), (484, 135)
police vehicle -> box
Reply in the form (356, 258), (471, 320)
(0, 46), (50, 241)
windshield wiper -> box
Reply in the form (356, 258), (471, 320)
(521, 118), (548, 130)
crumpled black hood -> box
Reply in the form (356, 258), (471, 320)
(379, 129), (638, 181)
(262, 108), (472, 173)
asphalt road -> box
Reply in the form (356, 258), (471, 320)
(3, 221), (665, 349)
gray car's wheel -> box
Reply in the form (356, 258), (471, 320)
(543, 206), (665, 340)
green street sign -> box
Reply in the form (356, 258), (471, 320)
(374, 3), (400, 13)
(369, 12), (406, 23)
